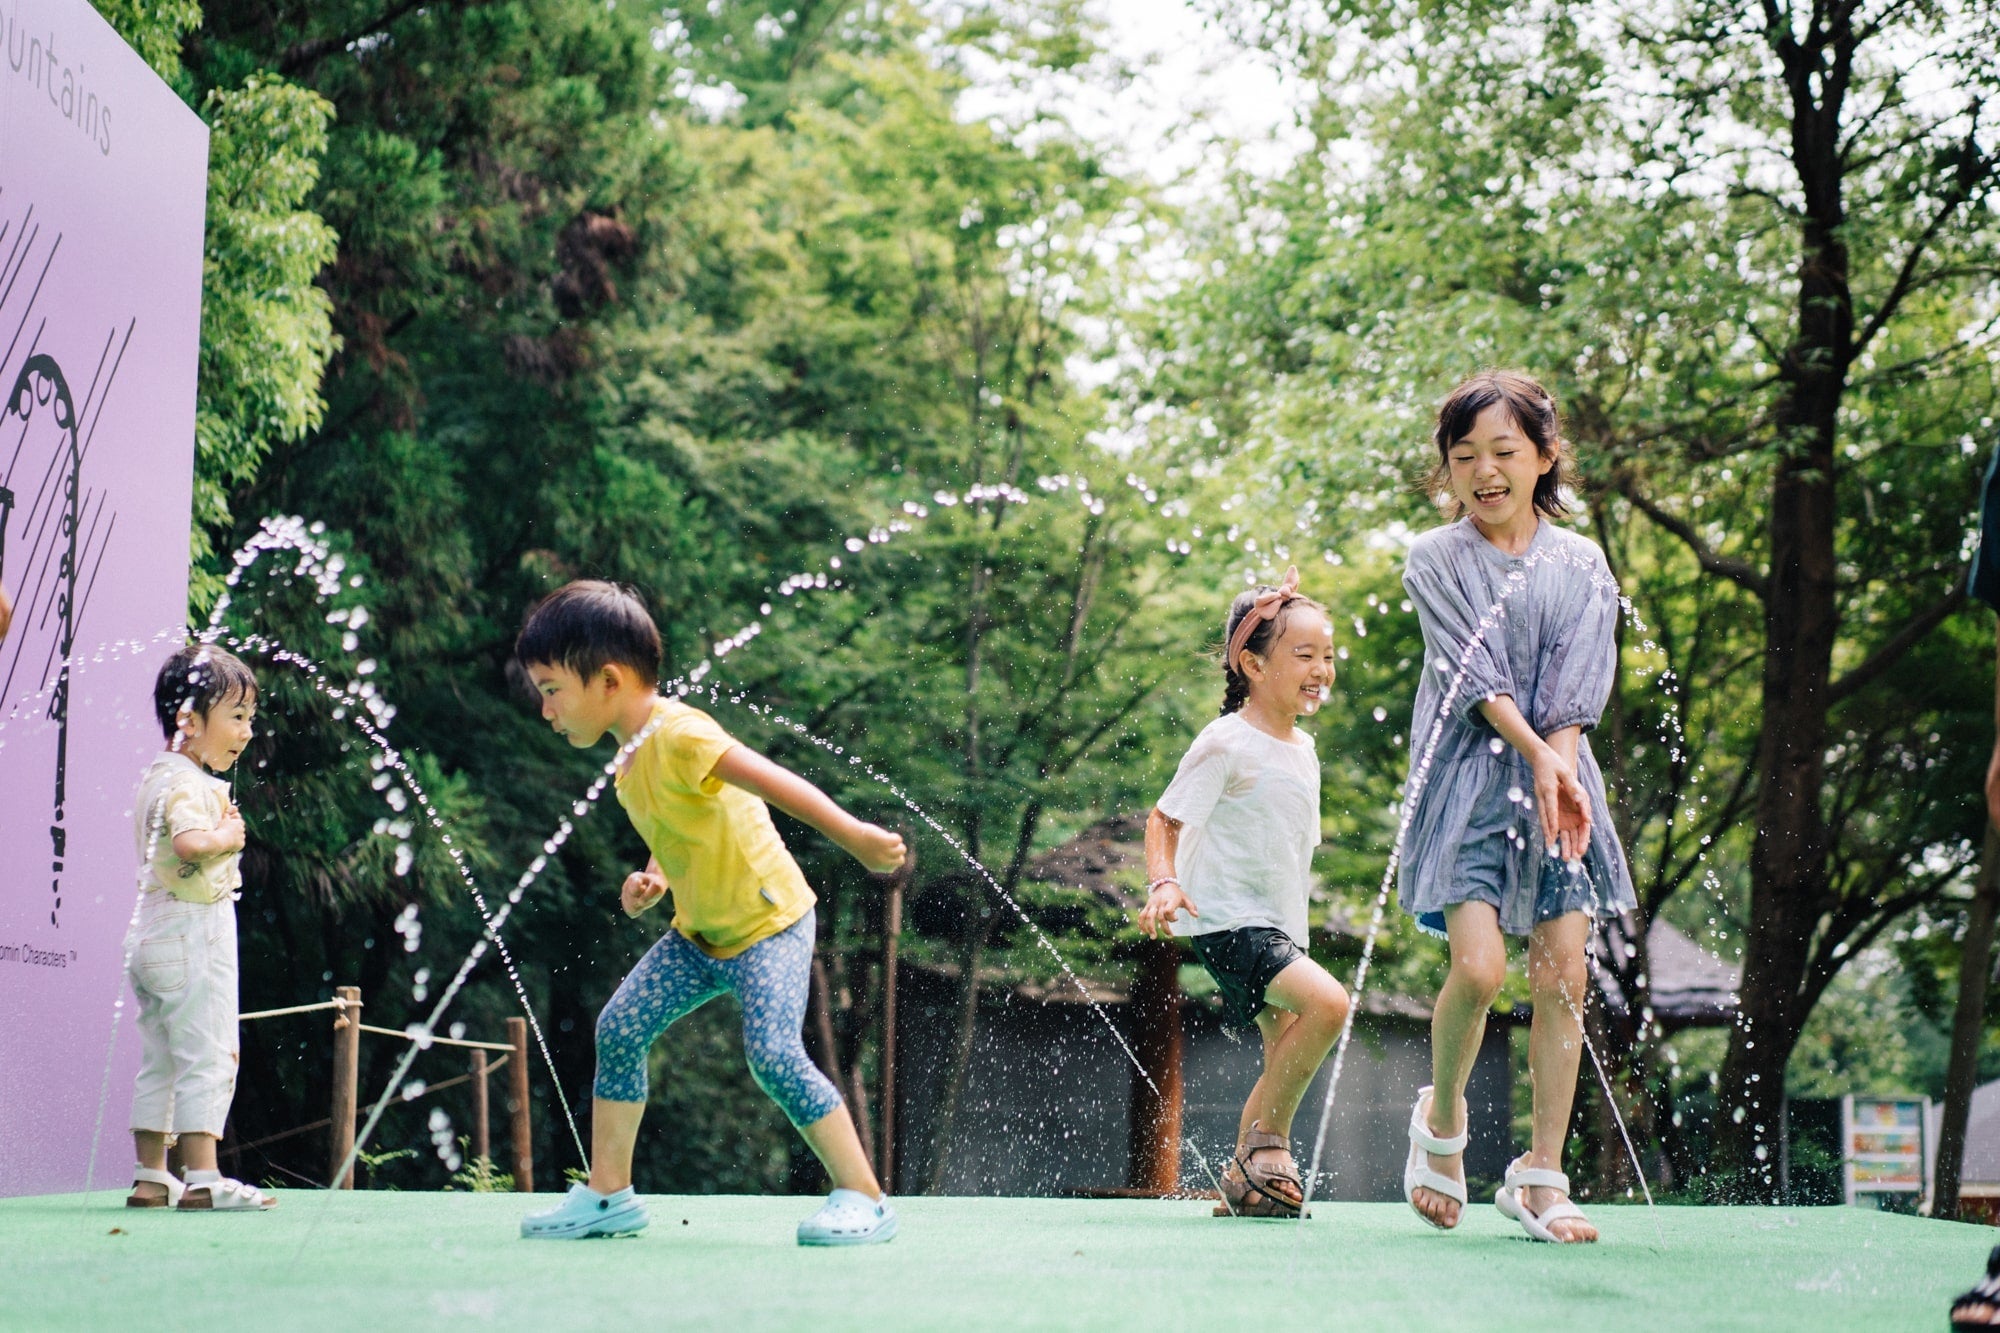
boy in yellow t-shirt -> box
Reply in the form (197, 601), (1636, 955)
(515, 581), (906, 1247)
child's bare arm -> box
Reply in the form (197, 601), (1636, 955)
(1137, 807), (1198, 938)
(708, 746), (907, 873)
(171, 803), (245, 862)
(1476, 696), (1590, 860)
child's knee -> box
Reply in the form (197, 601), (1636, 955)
(1322, 981), (1352, 1029)
(1452, 952), (1507, 1006)
(594, 997), (631, 1049)
(1528, 954), (1586, 1007)
(742, 1034), (797, 1090)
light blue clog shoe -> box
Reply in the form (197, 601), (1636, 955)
(796, 1188), (897, 1247)
(520, 1183), (649, 1240)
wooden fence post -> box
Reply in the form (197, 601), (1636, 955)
(471, 1049), (490, 1165)
(328, 986), (361, 1189)
(1125, 939), (1184, 1194)
(879, 846), (910, 1191)
(507, 1017), (534, 1192)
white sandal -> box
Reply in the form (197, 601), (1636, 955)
(1495, 1156), (1592, 1243)
(127, 1165), (185, 1209)
(177, 1173), (276, 1212)
(1403, 1086), (1468, 1230)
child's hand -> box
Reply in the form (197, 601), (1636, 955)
(621, 869), (668, 917)
(214, 804), (246, 855)
(1531, 748), (1592, 862)
(1137, 883), (1197, 939)
(849, 823), (907, 875)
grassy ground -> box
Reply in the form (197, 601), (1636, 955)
(0, 1190), (1985, 1330)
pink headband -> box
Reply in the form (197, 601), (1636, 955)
(1225, 566), (1301, 674)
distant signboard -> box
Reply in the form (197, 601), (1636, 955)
(1843, 1095), (1931, 1204)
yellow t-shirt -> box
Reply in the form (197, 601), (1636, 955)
(615, 698), (814, 958)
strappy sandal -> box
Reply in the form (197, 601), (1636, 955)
(1404, 1086), (1467, 1230)
(1213, 1121), (1308, 1218)
(126, 1166), (184, 1209)
(1952, 1245), (2000, 1330)
(177, 1173), (276, 1211)
(1494, 1156), (1593, 1243)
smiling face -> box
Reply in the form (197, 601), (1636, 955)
(178, 686), (256, 774)
(1242, 609), (1337, 721)
(526, 662), (622, 748)
(1447, 401), (1555, 537)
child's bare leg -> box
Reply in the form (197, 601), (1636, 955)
(797, 1105), (885, 1197)
(1524, 911), (1596, 1242)
(178, 1132), (219, 1174)
(130, 1131), (171, 1201)
(1415, 901), (1506, 1228)
(585, 1098), (646, 1194)
(1240, 1009), (1294, 1146)
(1237, 959), (1350, 1201)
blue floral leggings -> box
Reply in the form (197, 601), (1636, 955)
(594, 909), (843, 1127)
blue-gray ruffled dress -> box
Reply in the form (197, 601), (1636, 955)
(1397, 517), (1636, 937)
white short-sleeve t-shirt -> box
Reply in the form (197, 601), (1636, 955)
(134, 751), (240, 904)
(1154, 711), (1320, 946)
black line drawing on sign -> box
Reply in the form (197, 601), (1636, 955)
(0, 186), (133, 929)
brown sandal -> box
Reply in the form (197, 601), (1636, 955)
(1213, 1122), (1309, 1218)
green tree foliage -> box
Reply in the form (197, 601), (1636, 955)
(1157, 0), (2000, 1197)
(168, 0), (1217, 1192)
(96, 4), (338, 604)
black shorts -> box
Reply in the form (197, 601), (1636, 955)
(1191, 926), (1304, 1027)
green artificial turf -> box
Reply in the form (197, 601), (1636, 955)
(0, 1191), (1985, 1330)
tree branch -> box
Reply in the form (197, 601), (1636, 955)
(1611, 476), (1769, 598)
(1826, 579), (1967, 705)
(279, 0), (445, 78)
(1851, 111), (1997, 359)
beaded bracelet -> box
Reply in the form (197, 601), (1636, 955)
(1147, 876), (1180, 893)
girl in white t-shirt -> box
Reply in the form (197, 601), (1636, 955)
(1139, 568), (1351, 1217)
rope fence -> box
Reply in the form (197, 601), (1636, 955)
(228, 986), (534, 1191)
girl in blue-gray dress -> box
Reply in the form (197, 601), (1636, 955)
(1396, 370), (1635, 1246)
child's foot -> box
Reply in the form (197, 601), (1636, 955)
(1496, 1156), (1596, 1243)
(1416, 1137), (1465, 1227)
(127, 1166), (183, 1209)
(796, 1189), (897, 1246)
(1217, 1123), (1308, 1217)
(177, 1170), (275, 1211)
(1405, 1087), (1467, 1229)
(520, 1183), (648, 1239)
(1523, 1181), (1596, 1243)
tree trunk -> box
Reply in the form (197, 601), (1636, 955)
(1713, 22), (1853, 1196)
(1715, 416), (1840, 1194)
(1935, 825), (2000, 1220)
(1125, 939), (1184, 1194)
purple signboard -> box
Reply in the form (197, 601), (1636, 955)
(0, 0), (208, 1197)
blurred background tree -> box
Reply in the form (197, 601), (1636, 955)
(104, 0), (2000, 1201)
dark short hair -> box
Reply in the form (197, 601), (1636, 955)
(154, 643), (258, 740)
(1423, 369), (1576, 520)
(515, 580), (662, 683)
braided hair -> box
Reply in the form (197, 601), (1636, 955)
(1218, 584), (1329, 716)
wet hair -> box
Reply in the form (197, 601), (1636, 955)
(154, 643), (258, 741)
(1218, 586), (1330, 717)
(515, 579), (662, 684)
(1423, 369), (1576, 520)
